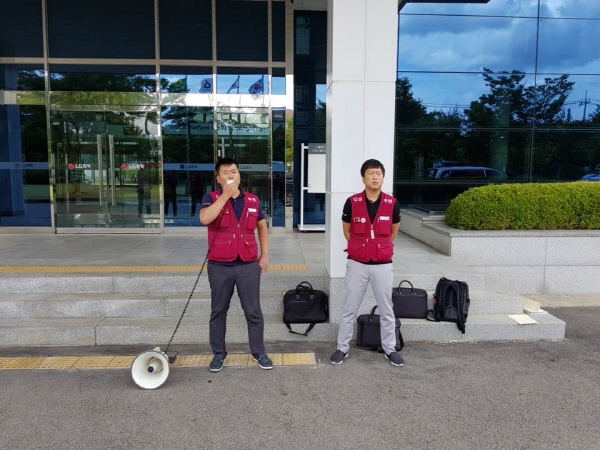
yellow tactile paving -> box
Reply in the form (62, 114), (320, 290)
(268, 264), (306, 271)
(106, 356), (136, 369)
(0, 264), (306, 273)
(269, 353), (284, 366)
(282, 352), (317, 365)
(176, 354), (213, 367)
(0, 265), (205, 273)
(36, 356), (81, 370)
(224, 353), (251, 366)
(0, 353), (317, 370)
(72, 356), (116, 369)
(0, 357), (44, 370)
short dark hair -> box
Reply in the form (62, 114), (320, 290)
(360, 159), (385, 177)
(215, 157), (238, 175)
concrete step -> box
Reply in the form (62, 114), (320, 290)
(0, 312), (565, 347)
(0, 289), (523, 319)
(0, 274), (325, 294)
(400, 312), (565, 342)
(1, 271), (541, 347)
(0, 273), (486, 295)
(0, 292), (286, 318)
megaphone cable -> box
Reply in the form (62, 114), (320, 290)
(163, 213), (223, 362)
(162, 250), (207, 362)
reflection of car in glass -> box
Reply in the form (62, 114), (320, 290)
(427, 166), (507, 180)
(581, 173), (600, 181)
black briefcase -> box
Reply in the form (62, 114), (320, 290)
(283, 281), (328, 336)
(356, 306), (404, 353)
(392, 280), (428, 319)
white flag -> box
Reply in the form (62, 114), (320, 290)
(199, 77), (213, 93)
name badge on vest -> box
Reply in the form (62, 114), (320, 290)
(248, 208), (257, 213)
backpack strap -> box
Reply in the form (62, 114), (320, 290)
(369, 305), (378, 321)
(444, 281), (466, 333)
(427, 279), (445, 322)
(396, 327), (405, 351)
(429, 277), (449, 321)
(455, 281), (467, 334)
(285, 322), (316, 336)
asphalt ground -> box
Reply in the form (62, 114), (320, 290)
(1, 305), (599, 450)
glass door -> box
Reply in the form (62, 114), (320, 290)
(51, 109), (161, 232)
(215, 107), (272, 224)
(161, 106), (215, 226)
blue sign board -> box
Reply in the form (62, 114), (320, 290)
(0, 162), (48, 170)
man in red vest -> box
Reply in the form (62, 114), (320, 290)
(330, 159), (404, 367)
(200, 157), (272, 372)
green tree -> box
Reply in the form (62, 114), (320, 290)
(524, 74), (574, 125)
(463, 69), (527, 176)
(315, 99), (326, 143)
(465, 69), (528, 127)
(395, 77), (427, 126)
(463, 68), (575, 179)
(394, 77), (429, 179)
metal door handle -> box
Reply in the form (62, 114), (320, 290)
(108, 134), (115, 205)
(97, 135), (103, 206)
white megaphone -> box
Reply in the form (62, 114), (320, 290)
(131, 347), (170, 390)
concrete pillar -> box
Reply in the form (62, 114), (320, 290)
(325, 0), (398, 321)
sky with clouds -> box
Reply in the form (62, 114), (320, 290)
(397, 0), (600, 118)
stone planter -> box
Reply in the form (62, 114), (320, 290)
(400, 208), (600, 295)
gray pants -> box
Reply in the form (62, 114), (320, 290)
(207, 261), (265, 355)
(336, 259), (396, 355)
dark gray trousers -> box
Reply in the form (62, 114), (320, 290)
(207, 261), (265, 355)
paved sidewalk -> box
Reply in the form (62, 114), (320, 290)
(0, 228), (471, 275)
(0, 306), (599, 450)
(0, 351), (317, 370)
(2, 229), (595, 310)
(1, 231), (598, 448)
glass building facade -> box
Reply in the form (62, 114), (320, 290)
(0, 0), (299, 231)
(1, 1), (598, 231)
(395, 1), (600, 209)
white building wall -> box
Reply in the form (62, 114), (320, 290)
(325, 0), (398, 280)
(323, 0), (398, 325)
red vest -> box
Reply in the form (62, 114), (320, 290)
(346, 192), (395, 263)
(207, 191), (260, 262)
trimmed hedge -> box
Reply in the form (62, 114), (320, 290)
(444, 182), (600, 230)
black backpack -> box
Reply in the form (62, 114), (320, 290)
(429, 277), (470, 334)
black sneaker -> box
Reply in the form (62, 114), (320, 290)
(209, 353), (227, 372)
(253, 353), (273, 370)
(330, 350), (348, 365)
(385, 352), (405, 367)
